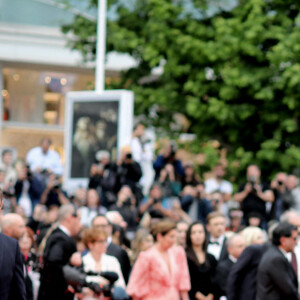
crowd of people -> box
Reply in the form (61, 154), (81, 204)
(1, 126), (300, 300)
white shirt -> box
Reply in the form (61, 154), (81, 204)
(205, 178), (233, 195)
(83, 252), (125, 289)
(207, 235), (225, 261)
(59, 225), (71, 237)
(26, 147), (63, 175)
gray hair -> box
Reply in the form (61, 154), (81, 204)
(57, 204), (76, 223)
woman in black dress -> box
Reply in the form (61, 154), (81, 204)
(186, 221), (217, 300)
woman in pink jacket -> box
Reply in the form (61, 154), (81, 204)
(127, 219), (190, 300)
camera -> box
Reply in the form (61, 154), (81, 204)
(153, 197), (161, 204)
(63, 265), (118, 297)
(248, 176), (257, 193)
(125, 153), (132, 160)
(122, 197), (132, 207)
(277, 180), (283, 186)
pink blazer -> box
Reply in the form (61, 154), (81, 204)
(127, 245), (190, 300)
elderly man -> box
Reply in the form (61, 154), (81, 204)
(256, 222), (299, 300)
(38, 204), (82, 300)
(1, 213), (26, 240)
(214, 234), (246, 299)
(0, 190), (26, 300)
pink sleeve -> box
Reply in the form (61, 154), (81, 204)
(176, 246), (191, 292)
(126, 251), (151, 298)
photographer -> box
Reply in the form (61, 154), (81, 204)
(110, 186), (138, 234)
(269, 172), (295, 221)
(139, 183), (173, 219)
(40, 173), (69, 208)
(234, 165), (274, 227)
(153, 141), (185, 181)
(181, 183), (212, 223)
(115, 146), (142, 202)
(88, 151), (118, 208)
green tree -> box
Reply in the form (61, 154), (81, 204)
(62, 0), (300, 182)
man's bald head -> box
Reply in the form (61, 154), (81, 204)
(1, 213), (26, 240)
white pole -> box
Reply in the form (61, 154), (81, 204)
(95, 0), (107, 92)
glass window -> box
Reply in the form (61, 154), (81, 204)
(2, 67), (94, 126)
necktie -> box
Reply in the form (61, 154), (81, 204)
(291, 251), (298, 277)
(209, 240), (219, 245)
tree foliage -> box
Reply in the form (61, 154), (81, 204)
(61, 0), (300, 181)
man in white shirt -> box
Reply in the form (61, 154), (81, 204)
(26, 138), (63, 176)
(206, 211), (228, 261)
(205, 163), (233, 202)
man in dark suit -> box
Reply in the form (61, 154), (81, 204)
(214, 233), (246, 299)
(256, 222), (299, 300)
(0, 189), (26, 300)
(38, 204), (82, 300)
(227, 243), (267, 300)
(92, 214), (131, 283)
(206, 212), (229, 261)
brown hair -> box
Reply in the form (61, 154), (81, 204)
(206, 211), (227, 224)
(150, 219), (176, 241)
(82, 228), (107, 249)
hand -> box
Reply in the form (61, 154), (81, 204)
(244, 183), (252, 194)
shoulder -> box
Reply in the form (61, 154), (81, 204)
(102, 253), (120, 265)
(0, 233), (17, 248)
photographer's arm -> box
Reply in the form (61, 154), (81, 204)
(233, 183), (252, 202)
(256, 187), (274, 202)
(57, 190), (70, 205)
(139, 197), (154, 215)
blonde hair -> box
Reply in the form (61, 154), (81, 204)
(241, 226), (264, 246)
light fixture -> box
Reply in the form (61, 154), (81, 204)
(13, 74), (20, 81)
(1, 90), (8, 97)
(45, 76), (52, 84)
(60, 78), (67, 86)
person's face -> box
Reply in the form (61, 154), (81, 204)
(281, 230), (298, 253)
(70, 211), (82, 237)
(228, 236), (246, 259)
(214, 166), (225, 178)
(249, 217), (261, 227)
(230, 217), (242, 229)
(288, 215), (300, 236)
(12, 218), (26, 240)
(176, 223), (189, 246)
(87, 190), (99, 207)
(247, 166), (261, 181)
(287, 175), (298, 190)
(93, 217), (110, 236)
(185, 166), (194, 176)
(140, 234), (154, 251)
(19, 232), (33, 252)
(207, 216), (226, 238)
(41, 140), (50, 154)
(89, 236), (107, 255)
(190, 224), (206, 247)
(3, 152), (12, 165)
(158, 229), (177, 250)
(150, 186), (162, 199)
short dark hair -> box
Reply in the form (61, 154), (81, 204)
(2, 149), (12, 157)
(272, 222), (297, 246)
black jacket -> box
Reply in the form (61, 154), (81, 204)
(38, 228), (77, 300)
(227, 244), (267, 300)
(256, 245), (299, 300)
(106, 242), (131, 284)
(0, 233), (26, 300)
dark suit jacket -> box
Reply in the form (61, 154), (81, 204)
(227, 244), (267, 300)
(0, 233), (26, 300)
(38, 227), (77, 300)
(214, 257), (234, 299)
(106, 242), (131, 284)
(256, 245), (299, 300)
(219, 237), (229, 261)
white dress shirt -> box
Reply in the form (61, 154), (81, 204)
(207, 235), (225, 261)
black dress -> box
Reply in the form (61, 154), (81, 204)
(187, 253), (217, 300)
